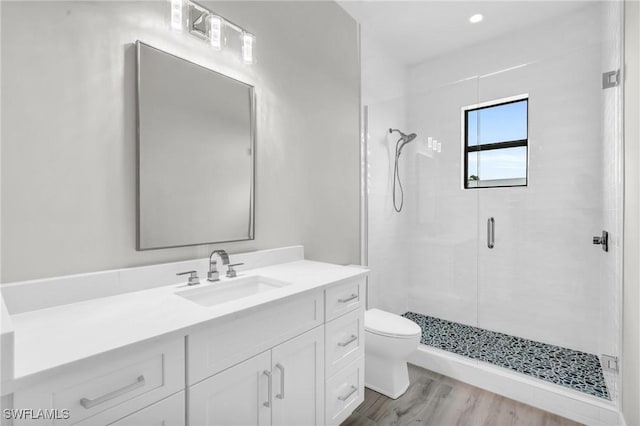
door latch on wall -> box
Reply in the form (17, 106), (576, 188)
(593, 230), (609, 252)
(602, 70), (620, 89)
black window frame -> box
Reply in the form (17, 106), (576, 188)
(463, 97), (529, 189)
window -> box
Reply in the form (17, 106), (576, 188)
(464, 97), (528, 188)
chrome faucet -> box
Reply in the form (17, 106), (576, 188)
(208, 249), (230, 282)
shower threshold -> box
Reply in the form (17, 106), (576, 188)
(403, 312), (609, 400)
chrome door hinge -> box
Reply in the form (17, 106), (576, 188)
(601, 354), (618, 373)
(593, 230), (609, 252)
(602, 70), (620, 89)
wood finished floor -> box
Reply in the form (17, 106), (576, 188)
(342, 365), (583, 426)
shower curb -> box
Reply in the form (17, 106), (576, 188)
(409, 345), (622, 426)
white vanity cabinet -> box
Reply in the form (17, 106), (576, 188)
(187, 291), (325, 426)
(84, 392), (185, 426)
(189, 326), (324, 426)
(188, 351), (271, 426)
(270, 326), (324, 426)
(13, 336), (185, 426)
(323, 278), (366, 426)
(9, 264), (368, 426)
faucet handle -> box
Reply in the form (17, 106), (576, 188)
(177, 270), (200, 286)
(208, 263), (220, 282)
(226, 263), (244, 278)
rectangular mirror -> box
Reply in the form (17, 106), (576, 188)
(136, 41), (255, 250)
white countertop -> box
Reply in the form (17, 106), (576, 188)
(9, 260), (366, 382)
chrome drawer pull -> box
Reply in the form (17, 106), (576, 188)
(338, 294), (358, 303)
(263, 370), (272, 407)
(338, 335), (358, 347)
(338, 385), (357, 401)
(80, 375), (145, 409)
(275, 363), (285, 399)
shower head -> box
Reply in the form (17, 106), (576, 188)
(389, 128), (417, 153)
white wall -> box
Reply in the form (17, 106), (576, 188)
(623, 1), (640, 424)
(405, 3), (618, 356)
(0, 1), (360, 283)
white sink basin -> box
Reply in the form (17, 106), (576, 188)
(176, 275), (291, 307)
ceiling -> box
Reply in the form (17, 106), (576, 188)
(338, 1), (592, 65)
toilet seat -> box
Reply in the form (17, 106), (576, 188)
(365, 309), (422, 339)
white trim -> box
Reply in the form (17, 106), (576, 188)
(461, 92), (529, 113)
(409, 344), (622, 426)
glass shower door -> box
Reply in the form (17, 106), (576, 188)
(405, 75), (481, 333)
(475, 1), (622, 402)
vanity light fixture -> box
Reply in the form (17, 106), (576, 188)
(188, 2), (211, 40)
(173, 0), (256, 64)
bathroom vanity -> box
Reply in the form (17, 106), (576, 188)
(0, 247), (367, 426)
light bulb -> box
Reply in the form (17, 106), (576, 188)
(210, 15), (222, 50)
(171, 0), (183, 31)
(242, 32), (255, 65)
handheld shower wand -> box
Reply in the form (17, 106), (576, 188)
(389, 128), (417, 212)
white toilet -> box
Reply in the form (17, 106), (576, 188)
(364, 308), (422, 399)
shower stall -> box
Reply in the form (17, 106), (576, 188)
(358, 1), (624, 422)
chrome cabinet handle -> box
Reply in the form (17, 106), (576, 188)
(80, 375), (145, 409)
(338, 294), (358, 303)
(338, 335), (358, 347)
(275, 363), (285, 399)
(338, 385), (357, 401)
(487, 217), (495, 249)
(263, 370), (272, 407)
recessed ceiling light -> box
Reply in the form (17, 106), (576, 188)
(469, 14), (483, 24)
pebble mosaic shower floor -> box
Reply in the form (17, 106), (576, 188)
(402, 311), (610, 400)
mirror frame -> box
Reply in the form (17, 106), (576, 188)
(135, 41), (256, 250)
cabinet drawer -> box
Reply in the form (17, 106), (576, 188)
(325, 356), (364, 426)
(76, 391), (185, 426)
(188, 291), (323, 384)
(14, 337), (184, 426)
(325, 278), (364, 322)
(325, 308), (364, 378)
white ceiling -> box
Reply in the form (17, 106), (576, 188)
(338, 1), (592, 65)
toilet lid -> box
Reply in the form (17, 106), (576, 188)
(365, 309), (422, 338)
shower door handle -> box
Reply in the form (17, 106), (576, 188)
(487, 217), (495, 249)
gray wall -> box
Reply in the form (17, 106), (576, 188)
(1, 1), (360, 282)
(624, 1), (640, 424)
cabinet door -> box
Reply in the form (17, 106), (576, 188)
(108, 392), (185, 426)
(189, 351), (271, 426)
(271, 326), (324, 426)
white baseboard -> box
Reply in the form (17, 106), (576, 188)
(408, 345), (622, 426)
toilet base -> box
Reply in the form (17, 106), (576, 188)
(364, 352), (411, 399)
